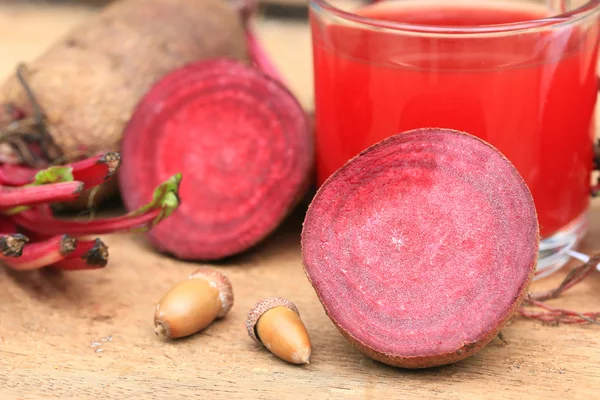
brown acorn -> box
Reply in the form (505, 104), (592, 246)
(154, 267), (233, 339)
(246, 297), (311, 365)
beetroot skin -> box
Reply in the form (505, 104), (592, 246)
(301, 128), (539, 369)
(119, 58), (313, 260)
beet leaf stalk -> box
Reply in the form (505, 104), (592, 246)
(0, 152), (121, 188)
(0, 181), (84, 213)
(245, 26), (285, 84)
(51, 238), (109, 271)
(0, 234), (75, 270)
(232, 0), (286, 84)
(10, 173), (181, 236)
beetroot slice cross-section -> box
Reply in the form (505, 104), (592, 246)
(301, 128), (539, 369)
(119, 58), (312, 260)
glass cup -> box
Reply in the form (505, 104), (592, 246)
(309, 0), (600, 279)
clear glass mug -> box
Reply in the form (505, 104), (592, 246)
(309, 0), (600, 279)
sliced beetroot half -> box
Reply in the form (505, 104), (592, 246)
(119, 58), (312, 260)
(301, 128), (539, 369)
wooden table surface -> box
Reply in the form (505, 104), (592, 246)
(1, 3), (599, 399)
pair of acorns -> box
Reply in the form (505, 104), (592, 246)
(153, 267), (312, 365)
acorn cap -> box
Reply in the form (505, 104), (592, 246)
(246, 297), (299, 344)
(188, 267), (234, 318)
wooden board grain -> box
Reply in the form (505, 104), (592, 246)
(0, 3), (600, 400)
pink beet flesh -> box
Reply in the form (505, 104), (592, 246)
(301, 128), (539, 368)
(119, 58), (312, 260)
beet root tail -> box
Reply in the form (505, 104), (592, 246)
(519, 251), (600, 325)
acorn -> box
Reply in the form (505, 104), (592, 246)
(246, 297), (311, 365)
(154, 267), (233, 339)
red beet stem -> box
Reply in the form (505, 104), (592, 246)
(119, 59), (312, 260)
(231, 0), (256, 21)
(0, 152), (120, 188)
(52, 238), (109, 270)
(234, 0), (286, 84)
(13, 212), (57, 242)
(64, 237), (105, 260)
(519, 252), (600, 325)
(10, 174), (181, 236)
(0, 233), (29, 257)
(0, 234), (75, 270)
(0, 181), (84, 211)
(69, 152), (121, 188)
(519, 300), (600, 324)
(11, 208), (161, 235)
(0, 164), (38, 186)
(0, 216), (19, 233)
(245, 27), (285, 84)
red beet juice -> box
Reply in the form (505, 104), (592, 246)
(311, 0), (599, 238)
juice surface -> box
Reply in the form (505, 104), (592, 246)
(311, 0), (599, 237)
